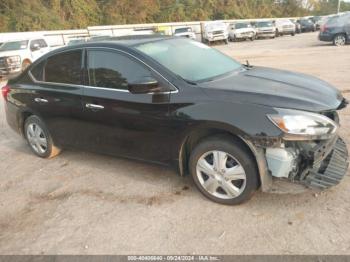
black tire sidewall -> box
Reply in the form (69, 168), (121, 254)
(24, 115), (54, 158)
(189, 136), (259, 205)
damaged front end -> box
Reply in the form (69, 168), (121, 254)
(249, 106), (349, 193)
(265, 135), (348, 190)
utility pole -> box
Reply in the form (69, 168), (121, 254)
(337, 0), (341, 14)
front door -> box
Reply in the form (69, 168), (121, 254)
(80, 48), (176, 163)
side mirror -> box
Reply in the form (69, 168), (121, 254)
(31, 43), (40, 51)
(128, 77), (160, 94)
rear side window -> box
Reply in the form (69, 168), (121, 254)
(45, 50), (82, 85)
(87, 50), (152, 90)
(30, 60), (46, 81)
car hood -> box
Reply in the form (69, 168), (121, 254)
(0, 50), (26, 57)
(199, 66), (344, 112)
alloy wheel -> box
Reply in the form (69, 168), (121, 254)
(26, 123), (48, 154)
(196, 150), (247, 199)
(334, 35), (346, 46)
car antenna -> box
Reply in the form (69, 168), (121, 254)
(245, 60), (253, 68)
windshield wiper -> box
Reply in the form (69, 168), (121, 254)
(177, 75), (197, 85)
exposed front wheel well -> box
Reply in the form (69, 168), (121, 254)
(179, 129), (259, 180)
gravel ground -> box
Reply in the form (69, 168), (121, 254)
(0, 32), (349, 255)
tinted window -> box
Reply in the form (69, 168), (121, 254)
(30, 40), (40, 51)
(38, 39), (48, 48)
(175, 28), (191, 34)
(30, 60), (46, 81)
(45, 50), (82, 85)
(136, 38), (242, 82)
(88, 50), (152, 90)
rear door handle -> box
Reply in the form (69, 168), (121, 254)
(86, 103), (104, 110)
(34, 98), (48, 103)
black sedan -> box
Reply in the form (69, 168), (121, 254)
(2, 36), (349, 205)
(297, 19), (316, 32)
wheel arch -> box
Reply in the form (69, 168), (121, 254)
(178, 126), (273, 191)
(22, 58), (32, 65)
(18, 110), (34, 137)
(178, 127), (255, 175)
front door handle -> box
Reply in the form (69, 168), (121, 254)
(34, 98), (48, 103)
(86, 103), (104, 110)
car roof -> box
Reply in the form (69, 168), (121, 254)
(3, 37), (46, 43)
(90, 34), (172, 46)
(46, 35), (175, 55)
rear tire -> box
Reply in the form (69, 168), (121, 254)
(24, 115), (61, 158)
(189, 135), (259, 205)
(333, 34), (346, 46)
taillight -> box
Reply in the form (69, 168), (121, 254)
(1, 84), (10, 101)
(321, 25), (327, 32)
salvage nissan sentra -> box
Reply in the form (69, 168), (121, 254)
(2, 36), (349, 205)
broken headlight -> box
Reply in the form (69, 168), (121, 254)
(267, 109), (338, 140)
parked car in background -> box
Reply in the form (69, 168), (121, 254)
(203, 21), (229, 45)
(228, 22), (256, 41)
(274, 19), (296, 36)
(310, 16), (322, 30)
(3, 36), (348, 205)
(0, 38), (50, 78)
(174, 27), (196, 40)
(297, 19), (316, 32)
(255, 21), (276, 39)
(290, 19), (302, 34)
(319, 13), (350, 46)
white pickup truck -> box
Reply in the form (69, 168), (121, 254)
(0, 37), (50, 78)
(228, 22), (256, 41)
(274, 19), (296, 36)
(174, 27), (196, 40)
(203, 22), (229, 45)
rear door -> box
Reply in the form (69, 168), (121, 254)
(80, 48), (176, 163)
(28, 49), (85, 148)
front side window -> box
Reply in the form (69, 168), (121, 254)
(136, 38), (242, 82)
(87, 50), (152, 90)
(45, 50), (82, 85)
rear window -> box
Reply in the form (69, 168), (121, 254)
(44, 50), (82, 85)
(175, 28), (192, 34)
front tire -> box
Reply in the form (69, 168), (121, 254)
(24, 115), (61, 158)
(189, 135), (259, 205)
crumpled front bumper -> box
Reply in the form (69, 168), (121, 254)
(305, 138), (349, 189)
